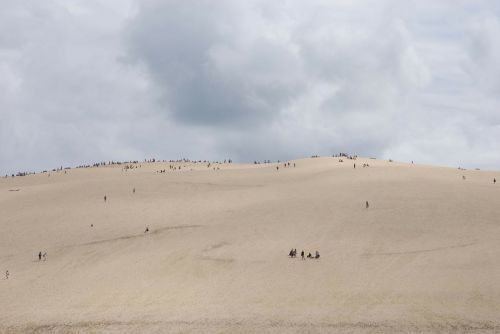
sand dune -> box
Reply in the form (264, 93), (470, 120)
(1, 157), (500, 333)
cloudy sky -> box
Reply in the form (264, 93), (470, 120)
(1, 0), (500, 174)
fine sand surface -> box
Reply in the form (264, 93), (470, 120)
(1, 157), (500, 333)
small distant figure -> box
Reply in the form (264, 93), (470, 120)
(354, 163), (356, 169)
(366, 201), (369, 209)
(133, 187), (136, 194)
(315, 251), (320, 259)
(301, 250), (305, 260)
(462, 175), (466, 180)
(293, 249), (297, 257)
(289, 249), (294, 257)
(494, 178), (496, 184)
(144, 226), (149, 233)
(5, 270), (9, 280)
(293, 163), (296, 168)
(90, 224), (93, 227)
(307, 252), (312, 258)
(38, 251), (42, 261)
(42, 252), (47, 261)
(104, 195), (107, 202)
(276, 166), (279, 171)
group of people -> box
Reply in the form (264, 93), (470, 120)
(334, 153), (358, 160)
(276, 161), (296, 171)
(38, 251), (47, 261)
(289, 249), (320, 260)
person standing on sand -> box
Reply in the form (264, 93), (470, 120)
(5, 270), (9, 279)
(301, 250), (305, 260)
(38, 251), (42, 261)
(104, 195), (107, 202)
(133, 187), (136, 194)
(494, 178), (496, 184)
(354, 163), (356, 169)
(366, 201), (369, 209)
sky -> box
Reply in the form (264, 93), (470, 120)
(1, 0), (500, 174)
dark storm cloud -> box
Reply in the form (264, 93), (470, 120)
(127, 1), (305, 126)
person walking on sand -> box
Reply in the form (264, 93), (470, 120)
(38, 251), (42, 261)
(354, 163), (356, 169)
(5, 270), (9, 280)
(301, 250), (305, 260)
(144, 226), (149, 233)
(133, 187), (136, 194)
(104, 195), (107, 202)
(494, 178), (496, 184)
(366, 201), (369, 209)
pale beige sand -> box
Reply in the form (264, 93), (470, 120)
(1, 157), (500, 333)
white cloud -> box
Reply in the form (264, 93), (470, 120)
(1, 0), (500, 174)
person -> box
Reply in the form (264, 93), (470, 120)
(289, 249), (294, 257)
(354, 163), (356, 169)
(366, 201), (369, 209)
(144, 226), (149, 233)
(38, 251), (42, 261)
(301, 250), (305, 260)
(307, 252), (312, 258)
(42, 252), (47, 261)
(494, 178), (496, 184)
(5, 270), (8, 280)
(104, 195), (107, 202)
(91, 224), (93, 227)
(315, 251), (320, 259)
(462, 175), (466, 180)
(133, 187), (136, 194)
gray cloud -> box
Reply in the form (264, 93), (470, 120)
(1, 0), (500, 174)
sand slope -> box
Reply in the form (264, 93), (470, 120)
(1, 157), (500, 333)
